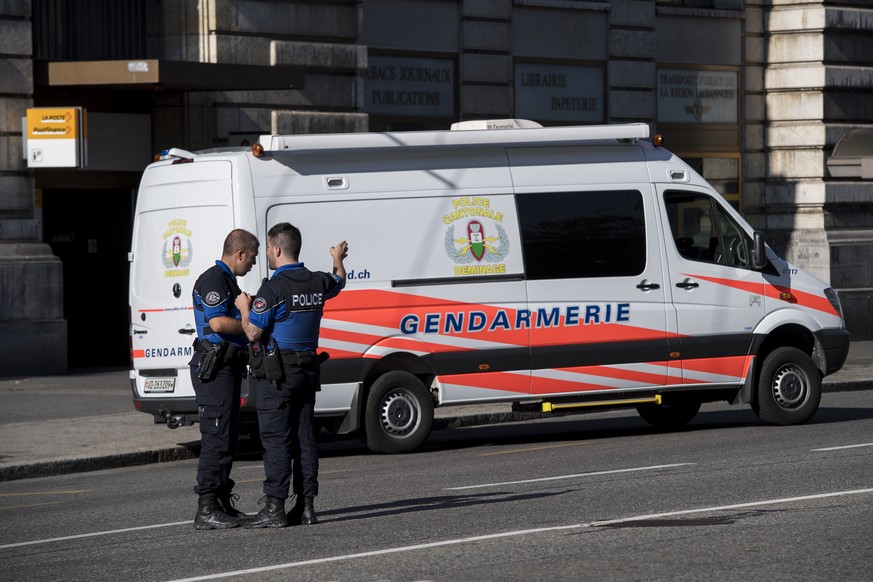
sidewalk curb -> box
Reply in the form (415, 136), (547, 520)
(1, 380), (869, 483)
(0, 447), (198, 482)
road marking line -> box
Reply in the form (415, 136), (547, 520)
(812, 442), (873, 452)
(165, 487), (873, 582)
(0, 502), (60, 511)
(587, 487), (873, 527)
(166, 524), (586, 582)
(0, 490), (92, 497)
(0, 521), (190, 550)
(445, 463), (694, 490)
(479, 442), (590, 456)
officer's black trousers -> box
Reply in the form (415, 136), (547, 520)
(190, 354), (242, 496)
(256, 365), (319, 500)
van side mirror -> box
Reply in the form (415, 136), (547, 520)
(752, 231), (766, 270)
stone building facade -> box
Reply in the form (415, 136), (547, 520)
(1, 0), (870, 375)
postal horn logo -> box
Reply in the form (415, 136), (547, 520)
(162, 219), (194, 276)
(445, 220), (509, 264)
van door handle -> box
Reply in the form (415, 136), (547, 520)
(675, 278), (700, 290)
(636, 279), (661, 291)
(178, 328), (196, 335)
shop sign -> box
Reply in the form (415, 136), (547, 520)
(25, 107), (86, 168)
(514, 63), (604, 123)
(363, 56), (454, 118)
(658, 69), (738, 124)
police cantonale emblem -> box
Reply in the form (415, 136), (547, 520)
(162, 235), (193, 269)
(204, 291), (221, 306)
(445, 220), (509, 264)
(252, 297), (267, 313)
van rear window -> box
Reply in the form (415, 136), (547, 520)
(517, 190), (646, 279)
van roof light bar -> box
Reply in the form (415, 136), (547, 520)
(156, 147), (197, 161)
(257, 122), (651, 153)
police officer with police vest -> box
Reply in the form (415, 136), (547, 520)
(238, 222), (347, 527)
(189, 229), (259, 530)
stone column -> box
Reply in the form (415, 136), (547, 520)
(763, 0), (832, 282)
(764, 0), (873, 338)
(0, 1), (67, 376)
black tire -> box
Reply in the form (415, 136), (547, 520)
(753, 346), (821, 425)
(363, 371), (434, 454)
(636, 397), (701, 429)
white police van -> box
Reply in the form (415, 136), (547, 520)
(129, 119), (850, 453)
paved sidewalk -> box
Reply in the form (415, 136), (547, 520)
(1, 341), (870, 482)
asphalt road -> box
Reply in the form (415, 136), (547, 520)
(2, 390), (872, 581)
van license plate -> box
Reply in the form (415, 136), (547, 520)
(144, 378), (176, 393)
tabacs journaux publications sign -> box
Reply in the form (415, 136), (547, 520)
(657, 69), (738, 124)
(26, 107), (87, 168)
(363, 56), (455, 118)
(514, 63), (604, 123)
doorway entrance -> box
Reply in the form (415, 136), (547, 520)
(42, 188), (133, 368)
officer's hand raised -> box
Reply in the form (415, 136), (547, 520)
(331, 241), (349, 260)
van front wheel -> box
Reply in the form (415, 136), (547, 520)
(363, 371), (434, 454)
(754, 347), (821, 425)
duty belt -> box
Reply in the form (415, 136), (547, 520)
(194, 339), (249, 365)
(282, 350), (318, 367)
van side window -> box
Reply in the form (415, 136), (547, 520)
(517, 190), (646, 280)
(664, 191), (753, 269)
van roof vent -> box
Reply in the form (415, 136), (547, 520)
(451, 119), (543, 131)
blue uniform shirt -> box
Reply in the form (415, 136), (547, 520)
(192, 260), (247, 348)
(248, 262), (343, 352)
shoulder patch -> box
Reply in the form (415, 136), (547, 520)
(204, 291), (222, 306)
(252, 297), (268, 314)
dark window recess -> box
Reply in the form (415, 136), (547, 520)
(518, 190), (646, 280)
(33, 0), (164, 61)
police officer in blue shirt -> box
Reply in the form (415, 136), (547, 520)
(189, 229), (259, 530)
(238, 222), (347, 528)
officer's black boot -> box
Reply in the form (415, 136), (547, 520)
(219, 492), (254, 519)
(301, 496), (318, 525)
(243, 495), (287, 528)
(287, 494), (304, 526)
(194, 493), (242, 530)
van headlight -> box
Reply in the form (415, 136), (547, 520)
(824, 288), (845, 321)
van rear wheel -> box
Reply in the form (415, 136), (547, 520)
(753, 347), (821, 425)
(363, 371), (434, 453)
(636, 397), (700, 429)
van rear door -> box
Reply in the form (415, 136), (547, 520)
(130, 160), (235, 405)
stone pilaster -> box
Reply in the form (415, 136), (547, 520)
(741, 0), (767, 228)
(459, 0), (513, 120)
(0, 1), (67, 376)
(608, 0), (656, 123)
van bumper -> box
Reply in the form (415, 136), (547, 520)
(129, 377), (259, 425)
(815, 328), (851, 376)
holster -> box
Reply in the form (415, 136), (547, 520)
(248, 338), (284, 382)
(196, 340), (227, 382)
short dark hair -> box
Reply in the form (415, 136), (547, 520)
(222, 229), (259, 257)
(268, 222), (302, 259)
